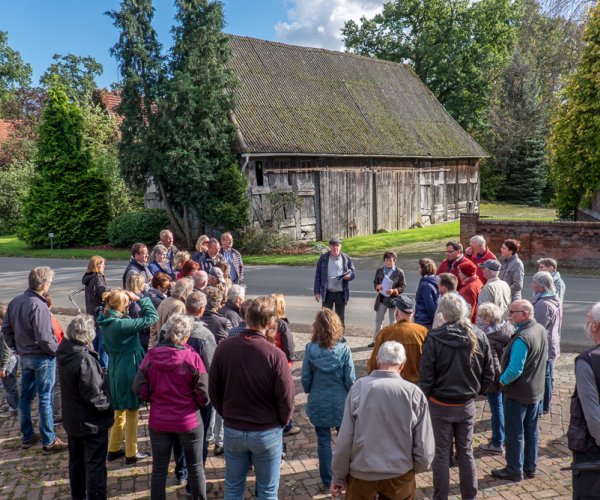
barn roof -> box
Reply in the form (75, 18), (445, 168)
(228, 35), (487, 159)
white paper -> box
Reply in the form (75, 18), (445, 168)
(380, 274), (394, 297)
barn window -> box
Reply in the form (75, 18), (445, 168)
(255, 161), (264, 186)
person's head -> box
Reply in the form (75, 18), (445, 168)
(469, 235), (486, 254)
(86, 255), (105, 274)
(185, 290), (207, 317)
(159, 229), (174, 249)
(66, 314), (96, 346)
(501, 239), (520, 258)
(271, 293), (286, 319)
(445, 241), (463, 261)
(329, 237), (342, 258)
(192, 270), (208, 290)
(0, 304), (7, 325)
(458, 260), (477, 281)
(311, 308), (344, 349)
(216, 260), (230, 277)
(29, 266), (54, 293)
(207, 238), (220, 257)
(162, 314), (194, 346)
(393, 295), (415, 322)
(477, 302), (503, 327)
(171, 277), (194, 301)
(195, 235), (209, 253)
(376, 341), (406, 371)
(585, 303), (600, 343)
(204, 286), (224, 311)
(437, 293), (480, 357)
(537, 258), (558, 273)
(221, 232), (234, 250)
(180, 259), (200, 278)
(174, 251), (191, 270)
(508, 299), (534, 325)
(131, 243), (148, 264)
(208, 267), (225, 286)
(151, 272), (171, 292)
(419, 258), (436, 277)
(42, 291), (53, 309)
(532, 271), (555, 294)
(383, 251), (397, 268)
(228, 285), (246, 306)
(245, 296), (278, 332)
(126, 273), (145, 294)
(152, 244), (168, 264)
(103, 289), (130, 314)
(438, 273), (458, 295)
(239, 298), (253, 321)
(478, 259), (501, 281)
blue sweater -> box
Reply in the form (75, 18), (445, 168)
(414, 275), (440, 326)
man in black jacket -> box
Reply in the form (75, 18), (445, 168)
(57, 314), (113, 500)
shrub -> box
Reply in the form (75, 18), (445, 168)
(108, 209), (170, 248)
(236, 226), (295, 255)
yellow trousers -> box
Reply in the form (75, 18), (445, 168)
(108, 409), (139, 457)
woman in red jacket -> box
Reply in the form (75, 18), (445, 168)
(458, 260), (483, 323)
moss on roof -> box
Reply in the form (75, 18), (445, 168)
(227, 35), (487, 159)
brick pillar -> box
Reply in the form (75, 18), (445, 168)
(460, 212), (479, 247)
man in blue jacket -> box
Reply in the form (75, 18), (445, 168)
(313, 237), (356, 326)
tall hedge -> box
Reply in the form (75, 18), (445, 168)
(18, 84), (110, 248)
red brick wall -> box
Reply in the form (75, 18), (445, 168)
(460, 213), (600, 267)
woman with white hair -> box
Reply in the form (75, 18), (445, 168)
(531, 271), (562, 414)
(134, 314), (209, 500)
(56, 314), (113, 499)
(154, 277), (194, 346)
(419, 293), (494, 499)
(148, 244), (177, 281)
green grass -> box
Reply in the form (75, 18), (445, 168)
(480, 202), (556, 221)
(0, 235), (131, 260)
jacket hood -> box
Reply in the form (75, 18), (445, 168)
(96, 310), (122, 327)
(428, 321), (472, 349)
(146, 344), (195, 372)
(305, 341), (347, 373)
(82, 272), (97, 286)
(421, 275), (440, 286)
(56, 339), (89, 365)
(532, 292), (560, 308)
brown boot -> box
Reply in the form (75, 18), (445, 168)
(42, 437), (68, 454)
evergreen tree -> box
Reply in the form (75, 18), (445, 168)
(0, 31), (32, 116)
(39, 54), (103, 104)
(18, 84), (110, 248)
(549, 2), (600, 219)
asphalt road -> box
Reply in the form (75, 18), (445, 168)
(0, 256), (596, 349)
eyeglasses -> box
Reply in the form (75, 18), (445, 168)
(445, 249), (458, 253)
(509, 310), (526, 314)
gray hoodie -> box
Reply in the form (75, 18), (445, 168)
(532, 292), (562, 360)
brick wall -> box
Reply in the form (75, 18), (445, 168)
(460, 213), (600, 267)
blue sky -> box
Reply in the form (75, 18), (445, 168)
(2, 0), (385, 89)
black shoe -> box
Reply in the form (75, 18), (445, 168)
(107, 449), (125, 462)
(125, 451), (150, 464)
(524, 470), (537, 479)
(214, 445), (224, 456)
(367, 342), (375, 348)
(492, 468), (522, 482)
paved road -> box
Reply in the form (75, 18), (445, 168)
(0, 256), (595, 348)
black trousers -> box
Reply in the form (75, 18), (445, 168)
(323, 291), (346, 326)
(174, 404), (213, 481)
(67, 431), (109, 500)
(573, 447), (600, 499)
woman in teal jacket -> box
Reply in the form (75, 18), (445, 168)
(301, 309), (355, 489)
(97, 289), (158, 464)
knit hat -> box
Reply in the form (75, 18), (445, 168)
(458, 260), (477, 277)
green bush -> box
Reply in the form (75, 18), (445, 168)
(236, 226), (295, 255)
(107, 209), (170, 248)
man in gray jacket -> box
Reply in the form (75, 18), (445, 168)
(331, 341), (434, 499)
(477, 260), (512, 324)
(1, 267), (67, 453)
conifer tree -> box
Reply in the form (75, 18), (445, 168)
(18, 84), (109, 248)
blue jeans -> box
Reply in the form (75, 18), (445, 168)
(487, 391), (504, 447)
(504, 398), (542, 475)
(223, 426), (282, 499)
(543, 360), (554, 413)
(92, 327), (108, 369)
(19, 356), (56, 446)
(1, 354), (19, 409)
(315, 426), (339, 488)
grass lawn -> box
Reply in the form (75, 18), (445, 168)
(0, 202), (557, 265)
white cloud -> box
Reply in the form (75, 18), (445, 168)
(274, 0), (384, 50)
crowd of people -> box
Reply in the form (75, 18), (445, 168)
(0, 229), (599, 500)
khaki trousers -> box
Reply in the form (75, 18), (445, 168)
(345, 470), (415, 500)
(108, 409), (139, 457)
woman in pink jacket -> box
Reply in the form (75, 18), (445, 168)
(134, 314), (209, 500)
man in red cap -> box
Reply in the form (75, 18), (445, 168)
(458, 260), (482, 323)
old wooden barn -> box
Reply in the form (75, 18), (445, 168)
(227, 35), (487, 241)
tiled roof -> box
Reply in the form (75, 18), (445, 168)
(95, 89), (124, 125)
(228, 35), (487, 158)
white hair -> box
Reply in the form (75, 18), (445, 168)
(470, 235), (486, 246)
(29, 266), (54, 291)
(192, 270), (208, 289)
(66, 314), (96, 345)
(590, 303), (600, 322)
(171, 277), (194, 300)
(152, 244), (168, 259)
(228, 284), (246, 301)
(377, 341), (407, 366)
(162, 314), (194, 345)
(478, 302), (502, 324)
(532, 271), (556, 293)
(186, 291), (207, 314)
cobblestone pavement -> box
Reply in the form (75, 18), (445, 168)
(0, 326), (579, 499)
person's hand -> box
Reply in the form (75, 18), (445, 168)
(330, 483), (344, 498)
(126, 290), (139, 301)
(375, 284), (383, 292)
(0, 369), (6, 378)
(342, 273), (352, 280)
(314, 294), (321, 302)
(389, 288), (399, 297)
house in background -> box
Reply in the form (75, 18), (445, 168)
(100, 35), (488, 241)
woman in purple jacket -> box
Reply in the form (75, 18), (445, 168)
(134, 314), (209, 500)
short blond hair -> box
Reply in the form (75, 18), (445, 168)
(271, 293), (286, 319)
(103, 289), (129, 314)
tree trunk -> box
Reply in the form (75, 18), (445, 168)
(158, 180), (189, 248)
